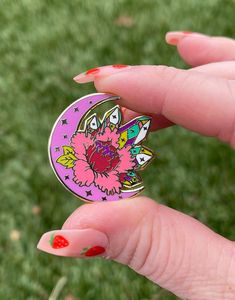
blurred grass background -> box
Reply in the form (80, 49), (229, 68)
(1, 0), (235, 299)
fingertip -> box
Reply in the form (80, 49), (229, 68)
(37, 229), (108, 257)
(74, 65), (132, 84)
(73, 74), (94, 83)
(165, 31), (207, 46)
(177, 35), (213, 66)
(37, 231), (50, 252)
(175, 34), (235, 66)
(122, 108), (174, 131)
(165, 31), (189, 45)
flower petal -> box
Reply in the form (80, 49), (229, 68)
(71, 132), (93, 159)
(98, 127), (119, 147)
(73, 159), (94, 186)
(95, 171), (122, 195)
(117, 146), (135, 173)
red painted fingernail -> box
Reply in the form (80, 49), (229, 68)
(167, 37), (179, 45)
(85, 67), (100, 75)
(37, 229), (108, 257)
(73, 65), (131, 84)
(165, 31), (209, 45)
(112, 64), (128, 68)
(80, 245), (106, 257)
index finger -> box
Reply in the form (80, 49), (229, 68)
(94, 66), (235, 148)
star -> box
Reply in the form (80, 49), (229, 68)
(61, 119), (68, 125)
(55, 147), (60, 152)
(63, 135), (68, 139)
(86, 190), (92, 196)
(64, 175), (69, 180)
(121, 138), (126, 142)
(140, 157), (145, 162)
(74, 107), (79, 112)
(143, 126), (148, 131)
(102, 197), (107, 201)
(112, 115), (117, 119)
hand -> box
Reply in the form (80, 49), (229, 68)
(38, 32), (235, 300)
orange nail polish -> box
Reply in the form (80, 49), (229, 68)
(112, 64), (128, 68)
(74, 65), (131, 84)
(85, 67), (100, 75)
(168, 37), (179, 45)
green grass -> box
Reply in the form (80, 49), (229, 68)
(1, 0), (235, 299)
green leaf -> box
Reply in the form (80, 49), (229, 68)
(63, 146), (75, 155)
(56, 153), (77, 168)
(49, 234), (54, 246)
(80, 246), (91, 255)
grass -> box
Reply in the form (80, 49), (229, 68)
(1, 0), (235, 299)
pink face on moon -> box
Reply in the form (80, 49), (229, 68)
(48, 93), (154, 202)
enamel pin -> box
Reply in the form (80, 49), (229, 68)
(48, 93), (154, 202)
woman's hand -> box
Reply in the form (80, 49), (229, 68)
(38, 32), (235, 300)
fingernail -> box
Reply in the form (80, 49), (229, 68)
(165, 31), (209, 45)
(37, 229), (108, 257)
(73, 64), (131, 83)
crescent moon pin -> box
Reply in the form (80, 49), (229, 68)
(48, 93), (154, 202)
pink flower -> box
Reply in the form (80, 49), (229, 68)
(55, 106), (153, 197)
(71, 127), (135, 195)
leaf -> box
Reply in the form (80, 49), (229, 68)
(80, 246), (91, 255)
(56, 153), (77, 168)
(49, 234), (54, 246)
(63, 146), (75, 155)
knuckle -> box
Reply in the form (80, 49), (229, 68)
(157, 67), (193, 114)
(124, 204), (176, 282)
(109, 197), (159, 263)
(128, 210), (157, 272)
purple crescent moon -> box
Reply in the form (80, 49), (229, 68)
(48, 93), (144, 202)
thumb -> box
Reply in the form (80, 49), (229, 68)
(37, 197), (235, 299)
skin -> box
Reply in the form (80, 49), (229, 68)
(38, 32), (235, 299)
